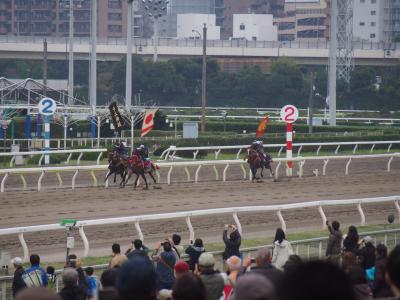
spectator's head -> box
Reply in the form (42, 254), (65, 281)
(342, 252), (358, 271)
(346, 265), (367, 285)
(386, 244), (400, 297)
(229, 225), (240, 240)
(101, 268), (118, 288)
(332, 221), (340, 231)
(283, 255), (303, 273)
(15, 287), (61, 300)
(277, 260), (355, 300)
(198, 253), (215, 272)
(274, 228), (286, 244)
(172, 234), (181, 246)
(255, 248), (272, 266)
(172, 272), (206, 300)
(62, 268), (79, 288)
(117, 255), (158, 300)
(234, 273), (275, 300)
(347, 225), (359, 242)
(194, 238), (203, 248)
(162, 241), (172, 252)
(85, 266), (94, 276)
(226, 256), (241, 272)
(67, 254), (77, 268)
(46, 266), (55, 275)
(11, 257), (23, 268)
(174, 260), (190, 279)
(158, 289), (172, 300)
(112, 243), (121, 256)
(376, 243), (387, 259)
(133, 239), (143, 250)
(29, 254), (40, 266)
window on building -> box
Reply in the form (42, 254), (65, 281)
(297, 17), (325, 26)
(108, 13), (122, 21)
(371, 10), (376, 15)
(252, 36), (257, 41)
(278, 22), (295, 30)
(371, 22), (376, 26)
(370, 33), (376, 38)
(360, 22), (365, 26)
(108, 24), (122, 33)
(108, 0), (122, 9)
(239, 23), (245, 30)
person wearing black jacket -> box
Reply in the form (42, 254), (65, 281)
(222, 224), (241, 261)
(58, 268), (87, 300)
(185, 238), (205, 272)
(373, 244), (393, 298)
(11, 257), (26, 298)
(325, 221), (342, 262)
(343, 225), (360, 253)
(66, 255), (89, 293)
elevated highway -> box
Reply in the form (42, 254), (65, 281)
(0, 36), (398, 66)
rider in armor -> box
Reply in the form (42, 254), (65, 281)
(113, 142), (129, 160)
(252, 140), (269, 163)
(134, 144), (151, 170)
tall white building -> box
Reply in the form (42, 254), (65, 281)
(177, 14), (221, 39)
(233, 14), (278, 41)
(353, 0), (385, 42)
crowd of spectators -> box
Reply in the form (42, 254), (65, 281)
(9, 222), (400, 300)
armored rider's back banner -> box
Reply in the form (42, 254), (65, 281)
(108, 102), (124, 133)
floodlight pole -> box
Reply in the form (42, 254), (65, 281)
(153, 18), (159, 62)
(126, 0), (133, 109)
(90, 0), (97, 140)
(328, 0), (337, 126)
(68, 0), (74, 104)
(201, 23), (207, 133)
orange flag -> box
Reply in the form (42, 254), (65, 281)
(255, 116), (269, 137)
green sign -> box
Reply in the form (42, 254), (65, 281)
(59, 219), (77, 227)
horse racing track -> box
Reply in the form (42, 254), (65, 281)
(0, 157), (399, 262)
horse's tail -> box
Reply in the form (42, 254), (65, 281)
(152, 163), (160, 170)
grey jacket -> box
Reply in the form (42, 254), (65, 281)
(200, 270), (225, 300)
(326, 229), (343, 256)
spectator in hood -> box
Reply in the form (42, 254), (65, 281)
(11, 257), (26, 297)
(272, 228), (294, 270)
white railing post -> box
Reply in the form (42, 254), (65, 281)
(223, 164), (229, 182)
(56, 172), (63, 187)
(236, 149), (242, 159)
(240, 163), (247, 179)
(195, 165), (202, 183)
(357, 202), (366, 226)
(193, 150), (199, 160)
(167, 166), (173, 184)
(135, 221), (144, 241)
(90, 171), (98, 187)
(96, 152), (103, 165)
(72, 170), (79, 189)
(185, 216), (195, 243)
(38, 154), (44, 166)
(316, 145), (322, 155)
(322, 159), (329, 176)
(77, 152), (84, 165)
(275, 161), (281, 180)
(213, 165), (219, 180)
(18, 232), (29, 262)
(370, 144), (376, 153)
(215, 149), (221, 159)
(38, 171), (45, 191)
(65, 152), (73, 165)
(277, 210), (286, 232)
(79, 226), (90, 258)
(10, 156), (15, 167)
(184, 167), (191, 181)
(395, 200), (400, 223)
(387, 156), (394, 172)
(233, 212), (242, 235)
(345, 158), (352, 175)
(334, 145), (340, 154)
(297, 145), (303, 157)
(353, 144), (358, 154)
(1, 173), (9, 192)
(318, 241), (323, 258)
(318, 205), (327, 229)
(278, 146), (283, 157)
(387, 143), (393, 152)
(298, 160), (305, 178)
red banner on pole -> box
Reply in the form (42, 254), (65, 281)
(255, 116), (269, 137)
(141, 109), (158, 137)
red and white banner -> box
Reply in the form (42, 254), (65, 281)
(141, 109), (158, 137)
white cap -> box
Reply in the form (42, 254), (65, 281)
(11, 257), (23, 266)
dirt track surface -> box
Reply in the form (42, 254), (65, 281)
(0, 157), (399, 262)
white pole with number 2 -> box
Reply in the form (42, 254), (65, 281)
(280, 105), (299, 176)
(38, 98), (57, 165)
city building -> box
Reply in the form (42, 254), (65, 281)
(177, 14), (220, 40)
(232, 14), (277, 41)
(274, 0), (328, 41)
(0, 0), (143, 38)
(162, 0), (215, 37)
(220, 0), (284, 39)
(353, 0), (384, 42)
(383, 0), (400, 42)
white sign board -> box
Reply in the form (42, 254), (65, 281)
(38, 98), (57, 116)
(280, 105), (299, 124)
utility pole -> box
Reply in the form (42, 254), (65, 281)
(90, 0), (97, 111)
(125, 0), (133, 109)
(308, 71), (314, 134)
(201, 23), (207, 133)
(43, 39), (47, 96)
(328, 0), (337, 126)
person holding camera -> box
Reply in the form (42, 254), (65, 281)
(222, 224), (241, 262)
(326, 220), (343, 264)
(152, 240), (177, 290)
(126, 239), (149, 259)
(185, 238), (205, 272)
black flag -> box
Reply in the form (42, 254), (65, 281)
(108, 102), (124, 133)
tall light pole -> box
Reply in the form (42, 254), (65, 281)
(68, 0), (74, 104)
(201, 23), (207, 133)
(126, 0), (133, 109)
(328, 0), (338, 126)
(90, 0), (97, 140)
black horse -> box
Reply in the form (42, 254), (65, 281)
(245, 148), (274, 181)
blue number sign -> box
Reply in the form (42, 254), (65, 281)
(38, 98), (56, 116)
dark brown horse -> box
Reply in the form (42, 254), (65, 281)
(245, 148), (273, 181)
(123, 154), (159, 189)
(104, 151), (128, 187)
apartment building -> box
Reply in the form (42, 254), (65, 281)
(0, 0), (143, 38)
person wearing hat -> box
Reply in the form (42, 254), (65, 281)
(198, 253), (224, 300)
(174, 260), (190, 280)
(12, 257), (26, 298)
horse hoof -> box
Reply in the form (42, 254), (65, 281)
(153, 186), (162, 190)
(257, 180), (264, 183)
(143, 186), (149, 190)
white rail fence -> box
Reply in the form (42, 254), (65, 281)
(0, 148), (107, 167)
(159, 140), (400, 160)
(0, 153), (398, 192)
(0, 195), (399, 263)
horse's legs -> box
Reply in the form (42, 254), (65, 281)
(260, 166), (264, 178)
(148, 171), (157, 184)
(133, 173), (139, 189)
(251, 167), (258, 181)
(104, 170), (112, 182)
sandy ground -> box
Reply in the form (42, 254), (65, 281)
(0, 157), (399, 262)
